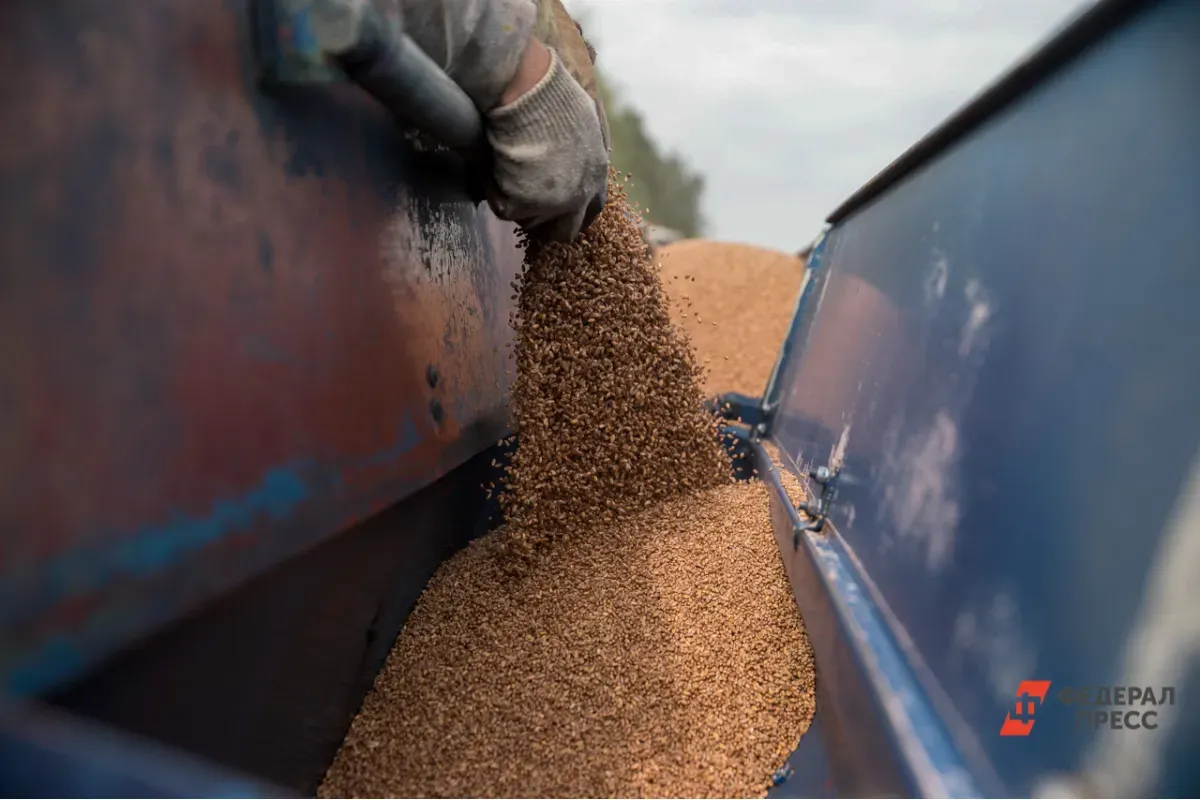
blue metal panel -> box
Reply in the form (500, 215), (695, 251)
(766, 710), (834, 800)
(763, 230), (826, 420)
(768, 0), (1200, 795)
(756, 442), (982, 797)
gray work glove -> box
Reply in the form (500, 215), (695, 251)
(485, 48), (610, 243)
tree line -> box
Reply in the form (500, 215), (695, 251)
(595, 73), (707, 239)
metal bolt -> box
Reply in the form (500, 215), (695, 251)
(427, 364), (440, 388)
(812, 465), (831, 484)
(754, 422), (768, 436)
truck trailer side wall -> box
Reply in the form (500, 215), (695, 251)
(767, 0), (1200, 794)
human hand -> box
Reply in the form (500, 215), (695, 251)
(485, 40), (609, 243)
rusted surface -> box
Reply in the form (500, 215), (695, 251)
(0, 0), (522, 695)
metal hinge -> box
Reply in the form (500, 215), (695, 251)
(794, 464), (839, 546)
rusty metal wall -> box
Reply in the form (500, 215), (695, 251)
(0, 0), (522, 697)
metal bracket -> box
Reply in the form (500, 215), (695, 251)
(794, 464), (839, 546)
(251, 0), (488, 160)
(252, 0), (372, 85)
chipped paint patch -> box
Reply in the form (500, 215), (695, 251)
(7, 464), (311, 609)
(830, 422), (852, 471)
(926, 252), (949, 303)
(958, 279), (992, 358)
(951, 592), (1037, 703)
(886, 411), (961, 572)
(380, 188), (512, 432)
(1, 459), (315, 695)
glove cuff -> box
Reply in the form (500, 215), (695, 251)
(488, 48), (597, 141)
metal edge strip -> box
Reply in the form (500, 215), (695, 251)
(761, 227), (830, 424)
(753, 439), (983, 797)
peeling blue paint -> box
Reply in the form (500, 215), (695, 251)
(112, 468), (308, 578)
(7, 635), (87, 696)
(0, 464), (312, 632)
(1, 409), (435, 696)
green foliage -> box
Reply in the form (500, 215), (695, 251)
(596, 73), (707, 238)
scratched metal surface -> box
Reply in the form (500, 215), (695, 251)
(768, 0), (1200, 795)
(0, 0), (522, 696)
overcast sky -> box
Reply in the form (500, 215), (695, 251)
(562, 0), (1094, 252)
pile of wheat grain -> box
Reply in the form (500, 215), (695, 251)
(319, 175), (815, 799)
(660, 240), (806, 396)
(319, 481), (815, 798)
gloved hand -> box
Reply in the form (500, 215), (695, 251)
(484, 0), (610, 243)
(486, 49), (609, 242)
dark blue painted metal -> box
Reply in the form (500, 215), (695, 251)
(0, 700), (286, 798)
(768, 0), (1200, 795)
(755, 440), (981, 797)
(0, 0), (522, 697)
(766, 710), (834, 799)
(762, 230), (826, 423)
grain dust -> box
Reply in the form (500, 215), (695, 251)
(319, 173), (816, 798)
(660, 240), (806, 396)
